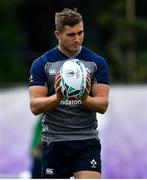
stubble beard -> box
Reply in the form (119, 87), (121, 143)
(61, 44), (80, 56)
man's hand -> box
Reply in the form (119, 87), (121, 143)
(54, 72), (64, 102)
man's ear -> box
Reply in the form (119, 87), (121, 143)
(54, 31), (60, 39)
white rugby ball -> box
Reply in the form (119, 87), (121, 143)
(60, 59), (87, 100)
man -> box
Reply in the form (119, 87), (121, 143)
(29, 8), (109, 179)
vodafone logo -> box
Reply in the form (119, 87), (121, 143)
(60, 99), (82, 105)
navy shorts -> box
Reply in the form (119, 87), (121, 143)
(41, 138), (101, 178)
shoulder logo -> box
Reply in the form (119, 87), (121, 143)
(29, 75), (33, 83)
(49, 69), (56, 75)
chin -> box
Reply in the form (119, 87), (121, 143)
(72, 47), (80, 51)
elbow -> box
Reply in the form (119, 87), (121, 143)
(30, 107), (40, 115)
(30, 102), (40, 116)
(99, 107), (107, 114)
(99, 101), (109, 114)
(31, 108), (40, 116)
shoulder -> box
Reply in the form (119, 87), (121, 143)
(80, 47), (109, 72)
(81, 47), (106, 63)
(81, 47), (109, 84)
(32, 47), (58, 67)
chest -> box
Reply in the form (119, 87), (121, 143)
(45, 60), (97, 86)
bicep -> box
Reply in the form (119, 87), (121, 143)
(29, 86), (48, 99)
(92, 83), (109, 98)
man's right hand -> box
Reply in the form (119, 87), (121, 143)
(54, 72), (64, 102)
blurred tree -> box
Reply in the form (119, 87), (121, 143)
(0, 0), (147, 84)
(95, 0), (147, 83)
(0, 0), (27, 84)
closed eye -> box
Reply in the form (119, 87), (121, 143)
(78, 31), (84, 35)
(67, 30), (84, 37)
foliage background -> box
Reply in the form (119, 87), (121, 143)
(0, 0), (147, 85)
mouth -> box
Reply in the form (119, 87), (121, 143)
(72, 44), (80, 48)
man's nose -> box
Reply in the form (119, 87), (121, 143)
(74, 34), (80, 42)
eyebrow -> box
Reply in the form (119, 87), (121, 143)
(67, 30), (84, 36)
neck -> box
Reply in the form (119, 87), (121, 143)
(58, 45), (81, 58)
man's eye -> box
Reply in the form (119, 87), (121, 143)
(78, 31), (83, 35)
(68, 34), (75, 37)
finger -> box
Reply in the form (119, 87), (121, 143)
(56, 85), (61, 92)
(84, 87), (89, 94)
(87, 73), (91, 80)
(55, 72), (61, 81)
(86, 74), (91, 82)
(55, 72), (61, 87)
(86, 78), (91, 89)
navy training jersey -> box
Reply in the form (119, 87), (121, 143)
(29, 46), (109, 143)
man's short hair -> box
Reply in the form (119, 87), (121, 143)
(55, 8), (83, 31)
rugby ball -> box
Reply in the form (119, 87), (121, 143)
(60, 59), (87, 100)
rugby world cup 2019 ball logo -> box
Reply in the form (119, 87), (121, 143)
(60, 59), (87, 100)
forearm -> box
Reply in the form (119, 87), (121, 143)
(30, 94), (60, 115)
(82, 95), (109, 114)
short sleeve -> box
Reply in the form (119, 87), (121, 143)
(94, 57), (109, 85)
(29, 57), (48, 86)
